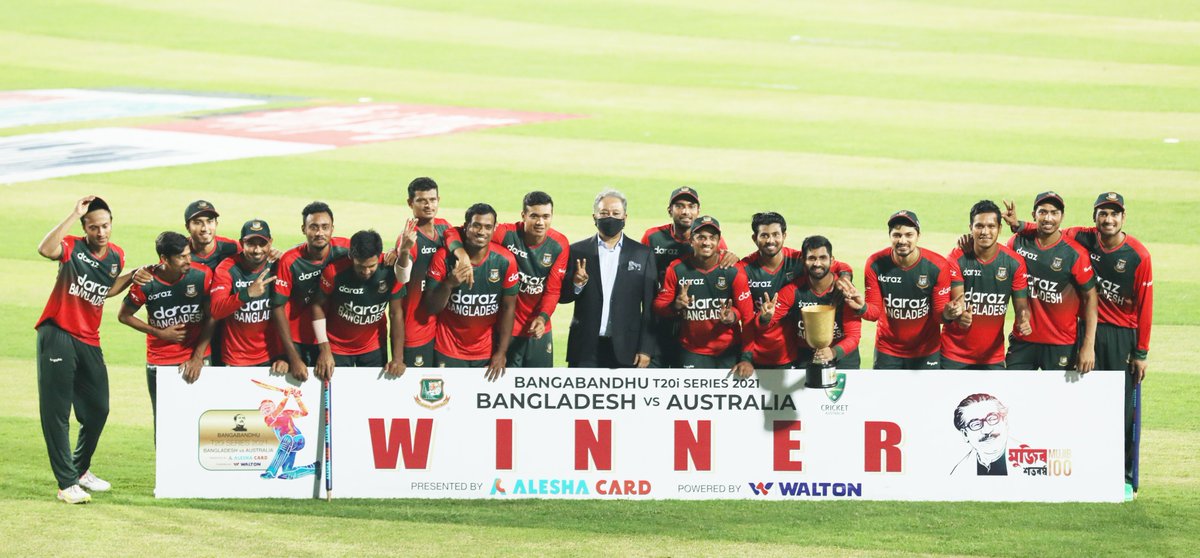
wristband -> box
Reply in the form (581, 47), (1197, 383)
(313, 318), (329, 344)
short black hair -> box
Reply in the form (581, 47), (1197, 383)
(801, 235), (833, 257)
(302, 201), (333, 223)
(522, 191), (553, 212)
(751, 212), (787, 234)
(408, 177), (439, 201)
(969, 200), (1002, 227)
(465, 203), (497, 226)
(349, 230), (383, 260)
(80, 197), (112, 226)
(155, 231), (190, 258)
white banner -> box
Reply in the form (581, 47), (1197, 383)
(157, 368), (1125, 502)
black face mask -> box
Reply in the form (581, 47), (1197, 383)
(595, 216), (625, 237)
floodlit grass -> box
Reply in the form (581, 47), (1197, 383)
(1, 0), (1198, 556)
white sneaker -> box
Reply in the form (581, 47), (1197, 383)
(57, 484), (91, 504)
(78, 470), (111, 492)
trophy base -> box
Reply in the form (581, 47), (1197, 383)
(804, 362), (838, 389)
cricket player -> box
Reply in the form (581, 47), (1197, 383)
(641, 186), (736, 367)
(941, 201), (1031, 369)
(119, 231), (216, 421)
(211, 220), (283, 369)
(35, 196), (137, 504)
(393, 177), (454, 368)
(183, 200), (240, 271)
(653, 216), (755, 374)
(445, 191), (570, 367)
(423, 203), (519, 379)
(844, 210), (963, 369)
(1003, 192), (1097, 372)
(763, 235), (862, 369)
(272, 201), (350, 380)
(259, 387), (316, 480)
(312, 230), (407, 379)
(1010, 192), (1151, 495)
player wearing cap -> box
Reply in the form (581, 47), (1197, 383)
(444, 191), (570, 367)
(312, 230), (407, 379)
(423, 203), (519, 379)
(762, 235), (862, 369)
(393, 177), (455, 369)
(641, 186), (735, 367)
(653, 216), (755, 373)
(1008, 192), (1150, 495)
(844, 210), (964, 369)
(183, 200), (240, 271)
(211, 220), (284, 369)
(35, 196), (138, 504)
(271, 201), (350, 380)
(735, 213), (853, 368)
(1002, 192), (1097, 372)
(941, 201), (1032, 369)
(119, 232), (216, 421)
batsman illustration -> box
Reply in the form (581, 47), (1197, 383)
(254, 380), (317, 480)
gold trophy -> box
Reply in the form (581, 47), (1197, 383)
(801, 305), (838, 388)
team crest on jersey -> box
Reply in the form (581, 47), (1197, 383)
(1115, 259), (1127, 273)
(1051, 257), (1063, 272)
(541, 252), (553, 267)
(378, 280), (388, 293)
(784, 271), (794, 281)
(917, 274), (929, 289)
(996, 266), (1008, 281)
(1058, 355), (1069, 367)
(185, 283), (198, 298)
(716, 275), (728, 290)
(109, 263), (119, 277)
(414, 355), (425, 367)
(488, 268), (501, 283)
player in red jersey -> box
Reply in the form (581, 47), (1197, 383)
(35, 196), (139, 503)
(424, 204), (519, 380)
(211, 220), (285, 371)
(272, 202), (350, 380)
(392, 177), (456, 368)
(843, 210), (964, 369)
(183, 200), (240, 271)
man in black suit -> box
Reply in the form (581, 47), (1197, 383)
(561, 189), (656, 368)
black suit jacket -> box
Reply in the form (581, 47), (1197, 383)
(560, 234), (657, 367)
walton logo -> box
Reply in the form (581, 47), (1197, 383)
(490, 478), (507, 495)
(748, 482), (774, 495)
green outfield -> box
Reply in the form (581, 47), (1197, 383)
(2, 0), (1198, 555)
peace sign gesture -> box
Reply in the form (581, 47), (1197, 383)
(673, 282), (693, 312)
(398, 218), (418, 255)
(719, 299), (737, 325)
(758, 292), (779, 324)
(572, 258), (589, 288)
(1002, 199), (1020, 229)
(246, 273), (276, 298)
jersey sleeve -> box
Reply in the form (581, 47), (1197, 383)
(1012, 255), (1029, 297)
(425, 249), (448, 291)
(271, 254), (295, 307)
(731, 266), (756, 355)
(860, 257), (882, 322)
(1070, 244), (1097, 290)
(833, 302), (862, 360)
(58, 236), (78, 264)
(444, 226), (464, 253)
(502, 252), (520, 297)
(932, 257), (954, 319)
(124, 282), (147, 309)
(535, 235), (570, 321)
(319, 262), (338, 296)
(832, 259), (854, 280)
(653, 263), (679, 317)
(768, 281), (797, 327)
(640, 227), (654, 245)
(209, 264), (241, 320)
(1134, 254), (1154, 357)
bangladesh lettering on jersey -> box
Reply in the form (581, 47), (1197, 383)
(35, 236), (125, 346)
(1008, 232), (1095, 346)
(211, 254), (280, 365)
(862, 247), (961, 358)
(401, 218), (452, 347)
(941, 246), (1028, 365)
(425, 245), (519, 360)
(124, 266), (213, 365)
(1055, 225), (1153, 356)
(652, 260), (753, 357)
(641, 224), (729, 284)
(189, 236), (239, 271)
(272, 237), (351, 344)
(320, 256), (406, 356)
(772, 279), (863, 361)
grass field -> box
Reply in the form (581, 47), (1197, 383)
(2, 0), (1199, 556)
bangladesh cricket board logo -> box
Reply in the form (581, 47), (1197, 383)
(825, 372), (847, 403)
(415, 377), (450, 409)
(995, 266), (1008, 281)
(541, 252), (553, 267)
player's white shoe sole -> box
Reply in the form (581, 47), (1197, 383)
(57, 484), (91, 504)
(79, 470), (111, 492)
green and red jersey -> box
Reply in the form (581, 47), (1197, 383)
(941, 245), (1028, 365)
(641, 224), (729, 284)
(272, 238), (350, 345)
(425, 244), (519, 360)
(653, 258), (754, 359)
(1008, 231), (1095, 346)
(190, 235), (239, 272)
(446, 222), (570, 337)
(124, 266), (213, 365)
(862, 247), (961, 358)
(771, 275), (862, 362)
(1021, 223), (1152, 358)
(211, 254), (280, 365)
(319, 256), (406, 356)
(35, 235), (125, 346)
(399, 218), (452, 348)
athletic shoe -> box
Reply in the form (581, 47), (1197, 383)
(78, 470), (111, 492)
(57, 484), (91, 504)
(1124, 483), (1136, 502)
